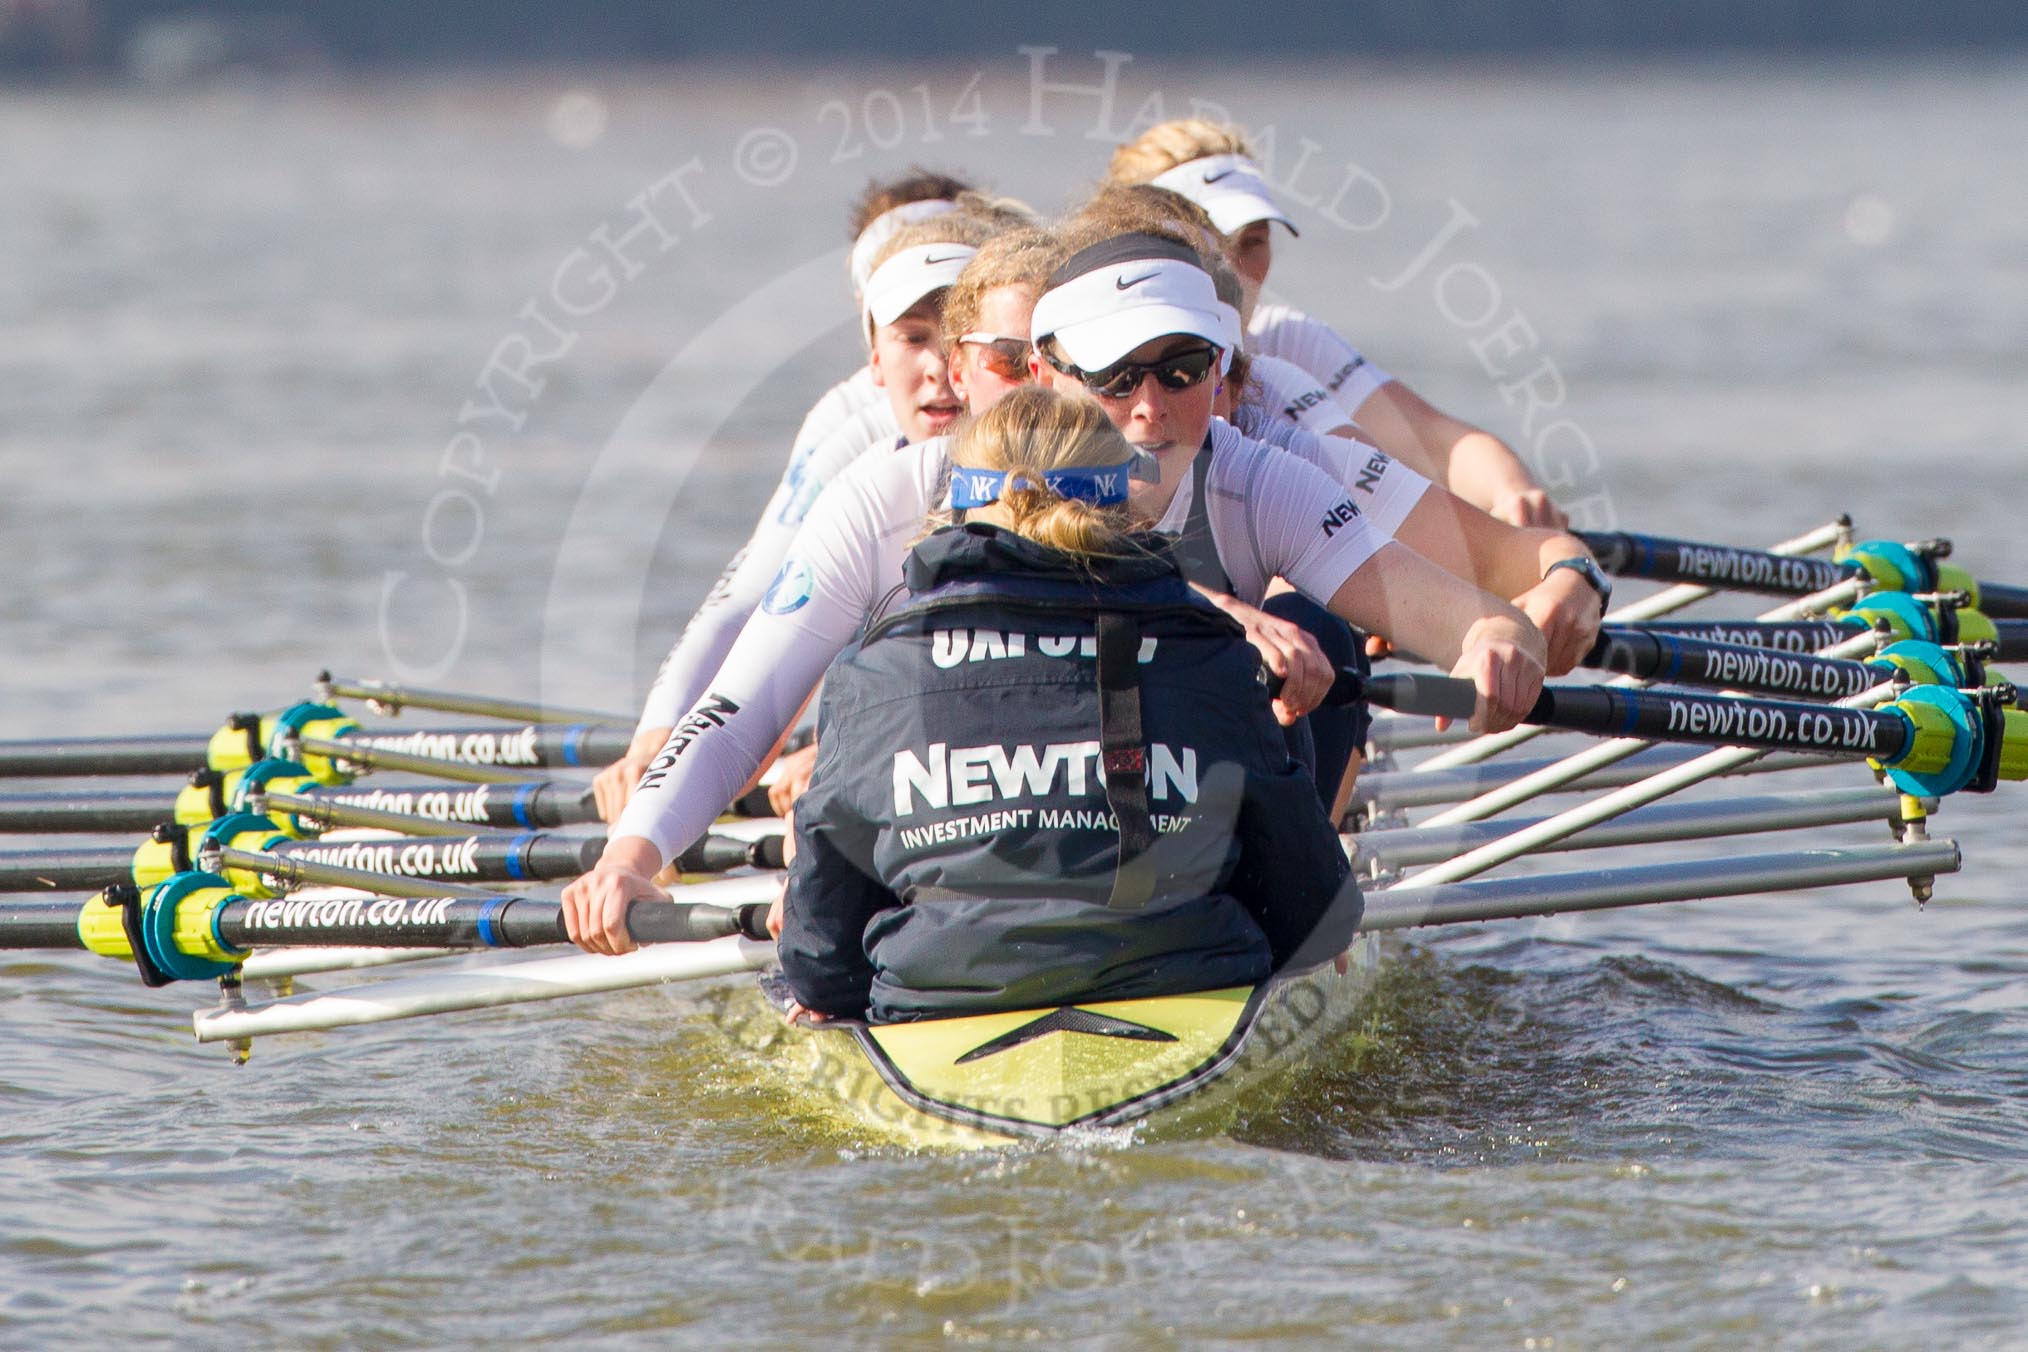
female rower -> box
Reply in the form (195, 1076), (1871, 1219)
(594, 203), (1029, 821)
(561, 231), (1549, 956)
(1111, 119), (1566, 528)
(776, 387), (1362, 1022)
(798, 168), (975, 449)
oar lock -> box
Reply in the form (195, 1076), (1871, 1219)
(201, 703), (361, 786)
(131, 812), (297, 898)
(79, 874), (249, 988)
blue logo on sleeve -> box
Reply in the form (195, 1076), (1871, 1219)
(775, 445), (824, 525)
(762, 559), (815, 615)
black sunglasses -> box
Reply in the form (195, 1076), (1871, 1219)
(1042, 343), (1220, 399)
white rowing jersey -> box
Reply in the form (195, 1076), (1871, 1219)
(636, 380), (899, 734)
(1247, 302), (1393, 414)
(613, 419), (1425, 863)
(1243, 353), (1353, 436)
(633, 364), (1350, 735)
(796, 365), (889, 449)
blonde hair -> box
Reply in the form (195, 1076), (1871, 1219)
(1108, 118), (1255, 185)
(949, 387), (1146, 560)
(1068, 182), (1224, 254)
(940, 226), (1058, 352)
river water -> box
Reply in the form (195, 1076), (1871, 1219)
(4, 55), (2027, 1347)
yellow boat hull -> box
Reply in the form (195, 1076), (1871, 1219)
(792, 935), (1380, 1149)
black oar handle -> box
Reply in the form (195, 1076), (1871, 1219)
(674, 833), (787, 873)
(627, 900), (774, 945)
(1265, 666), (1477, 719)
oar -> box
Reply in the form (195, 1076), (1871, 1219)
(0, 870), (775, 985)
(1363, 672), (2024, 798)
(314, 672), (629, 726)
(0, 829), (604, 895)
(1350, 745), (1838, 818)
(0, 771), (600, 836)
(1348, 785), (1918, 873)
(0, 704), (631, 782)
(1582, 631), (1996, 703)
(1640, 611), (2028, 658)
(195, 930), (777, 1045)
(1577, 529), (2028, 616)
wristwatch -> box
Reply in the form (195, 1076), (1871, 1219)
(1544, 556), (1612, 615)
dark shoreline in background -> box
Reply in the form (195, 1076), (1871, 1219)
(6, 0), (2028, 84)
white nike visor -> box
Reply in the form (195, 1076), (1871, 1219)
(1030, 236), (1241, 373)
(862, 242), (977, 330)
(849, 198), (960, 296)
(1150, 154), (1298, 237)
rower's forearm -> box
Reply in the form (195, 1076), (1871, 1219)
(1442, 430), (1543, 515)
(593, 832), (666, 880)
(1333, 541), (1531, 669)
(1535, 529), (1596, 577)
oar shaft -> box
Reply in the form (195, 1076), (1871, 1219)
(0, 848), (133, 892)
(1365, 840), (1959, 931)
(1381, 679), (1912, 764)
(210, 893), (744, 949)
(1588, 628), (1882, 701)
(1351, 746), (1834, 815)
(273, 780), (600, 831)
(0, 722), (631, 782)
(0, 888), (771, 954)
(297, 724), (631, 783)
(0, 778), (600, 836)
(1631, 619), (1861, 654)
(0, 734), (216, 778)
(318, 673), (628, 727)
(226, 833), (603, 890)
(1578, 529), (1853, 596)
(1972, 581), (2028, 620)
(0, 902), (91, 947)
(0, 788), (189, 834)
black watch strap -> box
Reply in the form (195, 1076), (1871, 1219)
(1545, 556), (1612, 615)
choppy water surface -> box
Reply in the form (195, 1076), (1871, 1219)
(5, 57), (2028, 1347)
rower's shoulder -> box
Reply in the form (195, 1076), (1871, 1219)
(791, 365), (886, 445)
(814, 434), (948, 513)
(1206, 420), (1350, 497)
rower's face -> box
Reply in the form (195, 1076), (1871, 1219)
(870, 298), (961, 441)
(947, 284), (1035, 415)
(1228, 221), (1273, 295)
(1034, 333), (1222, 514)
